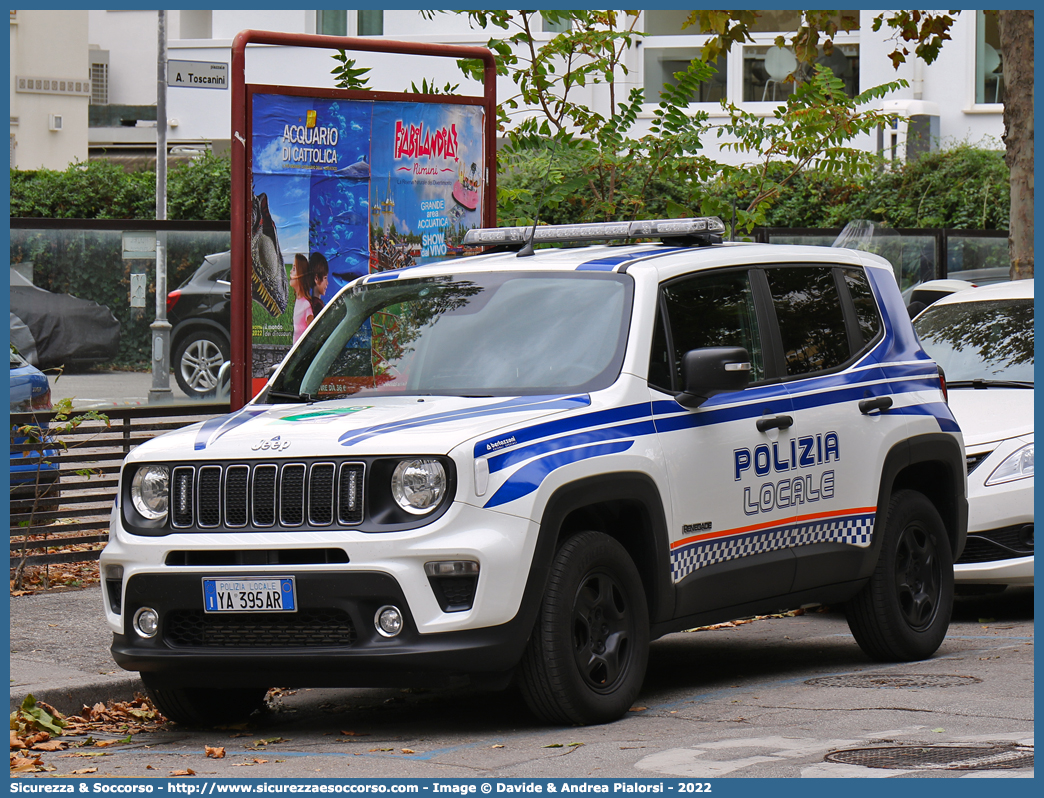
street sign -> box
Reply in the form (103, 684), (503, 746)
(168, 60), (228, 90)
(122, 231), (156, 259)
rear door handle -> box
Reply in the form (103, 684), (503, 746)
(859, 396), (893, 415)
(756, 414), (794, 432)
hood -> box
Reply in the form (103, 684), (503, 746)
(130, 394), (592, 462)
(946, 388), (1034, 447)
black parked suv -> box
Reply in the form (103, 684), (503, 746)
(168, 252), (231, 399)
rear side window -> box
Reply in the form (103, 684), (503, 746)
(842, 268), (883, 347)
(765, 266), (849, 376)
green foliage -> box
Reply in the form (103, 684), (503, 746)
(408, 78), (460, 95)
(10, 160), (154, 219)
(167, 150), (231, 221)
(331, 52), (372, 90)
(844, 144), (1010, 229)
(11, 154), (231, 222)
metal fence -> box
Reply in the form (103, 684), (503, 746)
(10, 403), (229, 569)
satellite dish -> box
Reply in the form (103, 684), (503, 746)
(764, 46), (797, 80)
(983, 43), (1001, 74)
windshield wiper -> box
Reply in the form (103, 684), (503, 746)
(264, 389), (317, 404)
(946, 379), (1034, 389)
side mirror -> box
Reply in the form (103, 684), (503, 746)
(676, 347), (751, 408)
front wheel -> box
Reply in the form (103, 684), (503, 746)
(141, 674), (268, 726)
(519, 531), (649, 725)
(846, 489), (954, 661)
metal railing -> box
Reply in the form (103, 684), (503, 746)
(10, 403), (229, 568)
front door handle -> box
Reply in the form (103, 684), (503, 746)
(756, 414), (794, 432)
(859, 396), (893, 415)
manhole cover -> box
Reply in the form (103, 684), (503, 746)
(826, 744), (1033, 770)
(805, 674), (982, 689)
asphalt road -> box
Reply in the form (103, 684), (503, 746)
(49, 366), (196, 409)
(13, 588), (1033, 780)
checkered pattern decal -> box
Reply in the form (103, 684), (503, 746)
(670, 512), (876, 582)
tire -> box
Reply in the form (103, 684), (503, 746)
(141, 674), (268, 726)
(846, 489), (954, 661)
(173, 330), (230, 399)
(519, 531), (649, 725)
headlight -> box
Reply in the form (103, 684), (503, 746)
(131, 465), (170, 520)
(985, 442), (1034, 486)
(391, 459), (447, 514)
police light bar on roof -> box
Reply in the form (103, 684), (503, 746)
(462, 217), (726, 246)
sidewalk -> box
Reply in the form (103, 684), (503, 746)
(9, 585), (143, 714)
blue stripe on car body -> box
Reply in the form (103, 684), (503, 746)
(194, 406), (270, 451)
(483, 441), (635, 508)
(339, 394), (592, 448)
(487, 419), (657, 474)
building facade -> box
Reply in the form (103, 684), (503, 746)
(9, 9), (90, 170)
(14, 10), (1008, 170)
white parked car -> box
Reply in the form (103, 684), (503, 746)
(101, 218), (968, 726)
(913, 279), (1034, 591)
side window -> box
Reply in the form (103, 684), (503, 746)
(765, 266), (850, 376)
(842, 268), (883, 348)
(652, 269), (765, 390)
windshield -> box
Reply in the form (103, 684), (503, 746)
(266, 271), (633, 400)
(913, 298), (1034, 383)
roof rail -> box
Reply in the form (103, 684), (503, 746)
(462, 217), (726, 248)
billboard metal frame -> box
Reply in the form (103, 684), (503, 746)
(230, 30), (498, 409)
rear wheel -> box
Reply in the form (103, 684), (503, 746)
(519, 531), (649, 725)
(173, 329), (229, 399)
(847, 489), (954, 661)
(141, 674), (268, 726)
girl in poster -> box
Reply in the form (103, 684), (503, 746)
(290, 252), (329, 342)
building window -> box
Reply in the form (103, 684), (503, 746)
(642, 10), (859, 106)
(975, 10), (1003, 104)
(317, 10), (347, 37)
(742, 43), (858, 102)
(90, 61), (109, 105)
(541, 13), (571, 34)
(358, 10), (383, 36)
(644, 48), (726, 104)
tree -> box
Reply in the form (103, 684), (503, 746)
(432, 10), (904, 231)
(695, 9), (1032, 278)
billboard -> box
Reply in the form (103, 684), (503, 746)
(248, 92), (486, 395)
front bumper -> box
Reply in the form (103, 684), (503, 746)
(110, 570), (531, 686)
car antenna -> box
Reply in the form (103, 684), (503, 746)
(517, 138), (559, 258)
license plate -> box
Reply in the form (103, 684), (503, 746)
(202, 577), (297, 613)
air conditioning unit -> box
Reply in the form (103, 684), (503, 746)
(48, 114), (63, 132)
(880, 100), (940, 163)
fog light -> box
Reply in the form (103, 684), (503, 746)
(132, 607), (159, 639)
(375, 605), (403, 637)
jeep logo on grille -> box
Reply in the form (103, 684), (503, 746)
(252, 435), (291, 451)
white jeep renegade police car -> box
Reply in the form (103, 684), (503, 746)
(101, 218), (967, 726)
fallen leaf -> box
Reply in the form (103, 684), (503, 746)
(71, 767), (98, 775)
(340, 731), (370, 737)
(10, 731), (27, 750)
(400, 748), (415, 754)
(146, 765), (155, 770)
(369, 748), (394, 753)
(170, 768), (196, 776)
(932, 728), (945, 733)
(568, 742), (584, 747)
(31, 741), (67, 752)
(543, 744), (563, 749)
(253, 758), (268, 764)
(206, 746), (226, 759)
(10, 753), (52, 773)
(628, 707), (647, 712)
(492, 745), (505, 749)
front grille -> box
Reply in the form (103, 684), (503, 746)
(966, 450), (994, 474)
(165, 608), (356, 648)
(956, 524), (1034, 564)
(170, 462), (365, 531)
